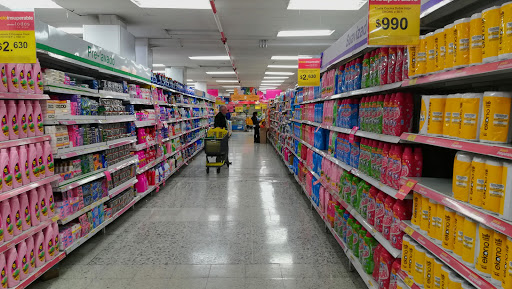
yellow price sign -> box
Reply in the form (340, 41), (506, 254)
(298, 58), (321, 87)
(368, 0), (421, 46)
(235, 106), (244, 113)
(0, 11), (37, 63)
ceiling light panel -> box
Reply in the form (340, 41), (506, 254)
(271, 56), (312, 60)
(222, 86), (240, 88)
(56, 27), (84, 35)
(262, 80), (285, 83)
(216, 80), (239, 83)
(268, 65), (298, 69)
(153, 64), (165, 67)
(277, 30), (335, 37)
(187, 79), (194, 82)
(287, 0), (367, 10)
(0, 0), (62, 9)
(265, 72), (295, 75)
(206, 71), (236, 75)
(189, 56), (230, 60)
(130, 0), (210, 9)
(264, 77), (289, 79)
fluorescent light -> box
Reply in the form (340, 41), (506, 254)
(271, 56), (312, 60)
(0, 0), (62, 9)
(187, 79), (194, 82)
(268, 65), (298, 69)
(153, 64), (165, 67)
(206, 71), (236, 75)
(189, 56), (230, 60)
(130, 0), (210, 9)
(262, 80), (285, 83)
(265, 72), (295, 76)
(287, 0), (367, 11)
(216, 80), (239, 83)
(264, 76), (289, 79)
(222, 86), (240, 88)
(153, 70), (165, 73)
(56, 27), (83, 34)
(277, 30), (334, 37)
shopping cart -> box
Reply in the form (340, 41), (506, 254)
(205, 128), (230, 173)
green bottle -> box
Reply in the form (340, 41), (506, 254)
(359, 182), (371, 218)
(346, 216), (356, 251)
(362, 232), (378, 274)
(340, 172), (352, 200)
(352, 222), (362, 257)
(354, 180), (366, 210)
(349, 176), (360, 205)
(358, 228), (367, 264)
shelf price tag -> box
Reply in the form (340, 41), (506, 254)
(349, 126), (359, 144)
(298, 58), (321, 87)
(396, 179), (418, 200)
(0, 11), (36, 63)
(368, 0), (421, 46)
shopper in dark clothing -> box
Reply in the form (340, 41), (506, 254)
(252, 112), (260, 143)
(214, 105), (228, 129)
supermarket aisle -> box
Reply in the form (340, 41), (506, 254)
(30, 132), (365, 289)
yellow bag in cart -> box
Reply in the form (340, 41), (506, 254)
(479, 91), (512, 144)
(482, 6), (501, 63)
(499, 2), (512, 60)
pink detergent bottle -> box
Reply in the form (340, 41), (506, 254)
(367, 186), (379, 226)
(372, 244), (384, 282)
(34, 231), (44, 267)
(33, 61), (43, 95)
(17, 64), (26, 93)
(378, 248), (393, 289)
(28, 190), (40, 226)
(16, 242), (28, 281)
(382, 196), (396, 241)
(35, 142), (44, 179)
(52, 222), (59, 256)
(6, 100), (18, 140)
(0, 253), (6, 288)
(413, 147), (423, 177)
(28, 144), (38, 181)
(43, 225), (54, 260)
(38, 186), (48, 222)
(25, 101), (34, 137)
(0, 149), (8, 193)
(390, 258), (401, 289)
(0, 201), (12, 242)
(9, 197), (21, 236)
(0, 100), (7, 142)
(5, 247), (19, 287)
(386, 146), (396, 187)
(25, 64), (34, 94)
(9, 147), (21, 189)
(43, 141), (53, 176)
(391, 199), (412, 249)
(0, 64), (7, 93)
(400, 146), (413, 180)
(375, 191), (386, 233)
(18, 145), (28, 185)
(46, 184), (54, 218)
(6, 64), (18, 93)
(17, 101), (27, 139)
(381, 144), (390, 185)
(33, 101), (43, 136)
(19, 193), (30, 230)
(25, 236), (34, 273)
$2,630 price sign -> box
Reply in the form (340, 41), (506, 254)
(368, 0), (421, 46)
(0, 11), (37, 63)
(298, 58), (321, 87)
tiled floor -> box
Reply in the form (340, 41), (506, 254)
(29, 132), (366, 289)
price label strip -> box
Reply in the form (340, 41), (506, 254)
(0, 11), (36, 63)
(368, 0), (421, 46)
(396, 179), (418, 200)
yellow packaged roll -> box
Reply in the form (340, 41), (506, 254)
(424, 253), (435, 289)
(503, 236), (512, 288)
(483, 6), (501, 63)
(412, 192), (422, 227)
(428, 95), (446, 136)
(420, 95), (430, 135)
(449, 272), (464, 289)
(452, 151), (473, 202)
(433, 203), (444, 245)
(433, 259), (443, 289)
(491, 231), (506, 286)
(448, 94), (463, 138)
(469, 13), (483, 66)
(453, 213), (465, 258)
(414, 246), (426, 286)
(500, 162), (512, 221)
(479, 91), (512, 144)
(420, 194), (430, 233)
(483, 158), (504, 214)
(440, 266), (450, 289)
(462, 216), (478, 267)
(443, 94), (458, 137)
(475, 223), (494, 277)
(454, 18), (471, 69)
(499, 2), (512, 60)
(426, 32), (436, 74)
(427, 199), (438, 239)
(442, 206), (456, 251)
(408, 45), (417, 78)
(469, 156), (486, 207)
(434, 28), (445, 71)
(402, 235), (412, 273)
(444, 23), (456, 70)
(460, 92), (483, 141)
(416, 36), (427, 76)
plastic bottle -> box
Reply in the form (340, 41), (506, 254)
(354, 58), (362, 90)
(34, 231), (44, 267)
(354, 226), (365, 258)
(5, 247), (19, 287)
(0, 149), (9, 193)
(44, 225), (54, 261)
(35, 142), (44, 179)
(25, 101), (34, 137)
(46, 184), (55, 218)
(9, 197), (21, 236)
(412, 148), (423, 177)
(6, 64), (18, 93)
(27, 144), (38, 181)
(18, 145), (28, 186)
(0, 253), (6, 288)
(8, 147), (21, 189)
(400, 146), (413, 179)
(389, 258), (401, 289)
(375, 191), (386, 233)
(381, 144), (390, 184)
(379, 47), (389, 85)
(28, 190), (40, 226)
(32, 101), (43, 136)
(369, 50), (377, 87)
(33, 61), (43, 94)
(0, 100), (7, 142)
(0, 201), (12, 242)
(388, 47), (396, 84)
(367, 186), (379, 226)
(6, 100), (18, 140)
(382, 196), (396, 241)
(17, 64), (26, 93)
(38, 186), (48, 222)
(372, 244), (384, 281)
(52, 222), (59, 256)
(43, 141), (53, 176)
(378, 248), (393, 289)
(17, 101), (27, 139)
(362, 232), (378, 274)
(17, 242), (28, 281)
(346, 216), (356, 251)
(25, 64), (34, 94)
(25, 236), (34, 273)
(362, 52), (370, 88)
(391, 199), (412, 249)
(0, 64), (6, 93)
(18, 193), (30, 231)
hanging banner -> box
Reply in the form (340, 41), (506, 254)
(235, 106), (244, 113)
(368, 0), (421, 45)
(0, 11), (36, 63)
(298, 58), (321, 87)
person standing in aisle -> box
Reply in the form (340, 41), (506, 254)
(252, 112), (260, 143)
(214, 105), (231, 165)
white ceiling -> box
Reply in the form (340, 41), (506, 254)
(33, 0), (368, 92)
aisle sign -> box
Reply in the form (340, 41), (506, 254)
(368, 0), (421, 45)
(298, 58), (321, 87)
(0, 11), (36, 63)
(235, 106), (244, 112)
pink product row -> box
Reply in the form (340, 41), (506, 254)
(1, 223), (59, 288)
(0, 100), (44, 141)
(1, 61), (44, 94)
(135, 110), (156, 122)
(128, 85), (151, 100)
(0, 141), (54, 193)
(0, 185), (55, 243)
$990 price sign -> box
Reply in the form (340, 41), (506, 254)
(0, 11), (37, 63)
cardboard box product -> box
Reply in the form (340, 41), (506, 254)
(259, 127), (268, 143)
